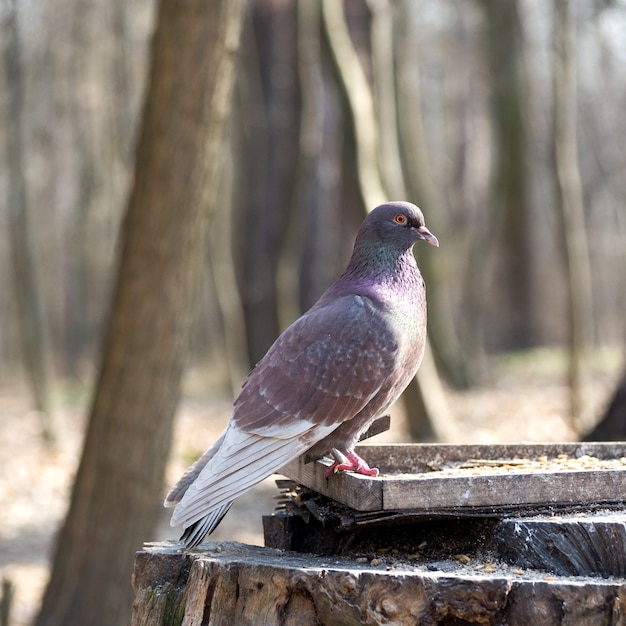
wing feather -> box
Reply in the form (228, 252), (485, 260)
(180, 503), (232, 547)
(170, 294), (400, 539)
(233, 294), (398, 433)
(163, 431), (227, 507)
(171, 422), (338, 529)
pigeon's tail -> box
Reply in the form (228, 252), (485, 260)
(167, 422), (340, 549)
(163, 431), (227, 507)
(180, 502), (233, 548)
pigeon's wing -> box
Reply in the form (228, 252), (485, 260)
(233, 293), (400, 434)
(170, 423), (337, 531)
(164, 431), (227, 507)
(170, 294), (399, 532)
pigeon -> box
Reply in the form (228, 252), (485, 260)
(165, 201), (438, 547)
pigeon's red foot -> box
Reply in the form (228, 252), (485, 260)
(325, 449), (379, 478)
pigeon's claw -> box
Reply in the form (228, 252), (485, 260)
(325, 449), (380, 478)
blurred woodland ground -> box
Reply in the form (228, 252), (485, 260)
(1, 0), (626, 625)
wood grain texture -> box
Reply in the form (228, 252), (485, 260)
(359, 442), (626, 469)
(281, 456), (383, 511)
(131, 541), (626, 626)
(496, 513), (626, 577)
(281, 443), (626, 514)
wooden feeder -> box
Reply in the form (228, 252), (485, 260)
(281, 440), (626, 517)
(131, 421), (626, 625)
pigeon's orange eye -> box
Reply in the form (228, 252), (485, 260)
(394, 214), (407, 225)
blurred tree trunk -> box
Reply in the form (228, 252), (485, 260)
(553, 0), (592, 425)
(321, 0), (385, 209)
(290, 0), (328, 315)
(233, 0), (301, 367)
(583, 366), (626, 441)
(207, 142), (250, 397)
(290, 0), (348, 316)
(62, 2), (97, 377)
(372, 0), (455, 440)
(108, 0), (136, 161)
(2, 0), (54, 442)
(35, 1), (244, 625)
(63, 0), (139, 377)
(322, 0), (451, 441)
(394, 0), (472, 391)
(481, 0), (533, 350)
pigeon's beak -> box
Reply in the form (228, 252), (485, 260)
(416, 225), (439, 247)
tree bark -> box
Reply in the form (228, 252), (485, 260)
(321, 0), (453, 442)
(553, 0), (593, 425)
(131, 541), (626, 626)
(481, 0), (534, 350)
(583, 367), (626, 441)
(289, 0), (348, 316)
(232, 0), (302, 367)
(36, 1), (244, 625)
(321, 0), (385, 209)
(394, 0), (471, 390)
(2, 0), (54, 442)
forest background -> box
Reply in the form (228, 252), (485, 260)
(1, 0), (626, 625)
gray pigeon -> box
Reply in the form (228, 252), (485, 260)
(165, 201), (438, 547)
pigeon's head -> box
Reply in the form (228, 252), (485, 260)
(357, 201), (439, 251)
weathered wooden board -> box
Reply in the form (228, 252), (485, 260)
(131, 541), (626, 626)
(280, 443), (626, 514)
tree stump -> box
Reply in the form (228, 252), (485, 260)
(133, 442), (626, 624)
(495, 513), (626, 577)
(131, 540), (626, 626)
